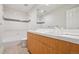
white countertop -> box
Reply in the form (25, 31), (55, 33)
(28, 31), (79, 44)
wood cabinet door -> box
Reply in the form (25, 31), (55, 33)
(27, 33), (58, 54)
(28, 39), (50, 54)
(54, 40), (71, 54)
(70, 43), (79, 54)
(27, 32), (79, 54)
(31, 33), (71, 54)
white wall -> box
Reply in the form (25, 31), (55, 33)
(1, 4), (79, 42)
(0, 5), (4, 31)
(4, 8), (28, 20)
(42, 10), (66, 28)
(40, 5), (79, 29)
(0, 5), (3, 24)
(28, 5), (67, 29)
(66, 7), (79, 29)
(1, 6), (29, 42)
(0, 5), (3, 43)
(20, 5), (79, 30)
(3, 7), (29, 30)
(28, 9), (37, 30)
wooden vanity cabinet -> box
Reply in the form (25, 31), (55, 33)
(27, 32), (79, 54)
(70, 44), (79, 53)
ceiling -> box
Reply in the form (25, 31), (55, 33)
(36, 4), (64, 17)
(3, 4), (78, 13)
(3, 4), (64, 13)
(3, 4), (36, 13)
(3, 4), (78, 17)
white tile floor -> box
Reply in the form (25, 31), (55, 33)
(0, 30), (29, 54)
(2, 40), (29, 54)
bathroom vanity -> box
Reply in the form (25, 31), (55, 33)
(27, 32), (79, 54)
